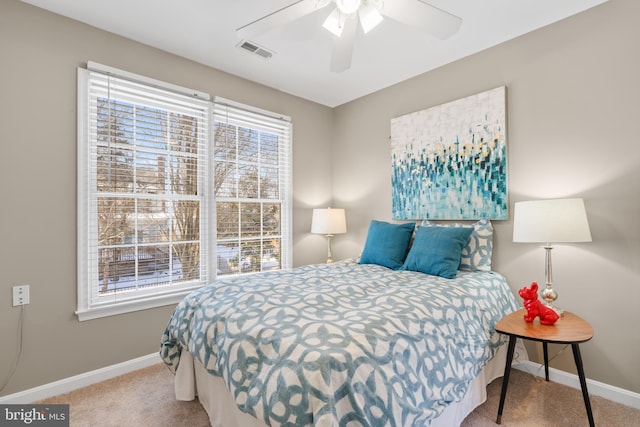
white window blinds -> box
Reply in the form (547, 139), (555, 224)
(213, 98), (292, 275)
(77, 65), (212, 320)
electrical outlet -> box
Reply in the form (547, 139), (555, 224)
(12, 285), (30, 306)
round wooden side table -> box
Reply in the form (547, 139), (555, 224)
(495, 309), (595, 427)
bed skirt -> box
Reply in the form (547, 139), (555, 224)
(174, 340), (526, 427)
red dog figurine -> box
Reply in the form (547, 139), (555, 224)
(518, 282), (559, 325)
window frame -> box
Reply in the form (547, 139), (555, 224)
(213, 97), (293, 275)
(77, 63), (214, 321)
(77, 64), (292, 321)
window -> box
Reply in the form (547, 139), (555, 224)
(77, 65), (292, 321)
(213, 99), (292, 276)
(77, 63), (212, 320)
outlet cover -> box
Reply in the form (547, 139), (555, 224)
(12, 285), (30, 306)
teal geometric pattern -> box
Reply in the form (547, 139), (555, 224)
(161, 259), (518, 426)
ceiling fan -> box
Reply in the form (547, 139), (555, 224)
(236, 0), (462, 73)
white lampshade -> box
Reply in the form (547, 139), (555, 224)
(513, 198), (592, 244)
(311, 208), (347, 235)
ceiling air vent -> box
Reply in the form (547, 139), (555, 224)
(237, 40), (274, 60)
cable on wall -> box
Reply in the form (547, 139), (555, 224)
(0, 305), (25, 393)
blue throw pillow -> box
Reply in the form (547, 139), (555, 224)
(359, 220), (416, 270)
(402, 225), (473, 278)
(421, 219), (493, 272)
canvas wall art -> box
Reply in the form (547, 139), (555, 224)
(390, 86), (507, 220)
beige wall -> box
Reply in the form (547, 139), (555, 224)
(0, 0), (333, 396)
(1, 0), (638, 399)
(332, 0), (639, 393)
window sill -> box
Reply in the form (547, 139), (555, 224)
(76, 290), (194, 321)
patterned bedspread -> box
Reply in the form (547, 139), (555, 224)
(160, 259), (519, 426)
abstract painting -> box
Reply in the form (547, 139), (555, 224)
(390, 86), (507, 220)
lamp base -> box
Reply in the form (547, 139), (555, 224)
(541, 245), (565, 317)
(325, 234), (334, 264)
(541, 286), (564, 316)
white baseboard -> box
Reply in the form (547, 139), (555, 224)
(0, 353), (161, 404)
(2, 353), (638, 411)
(514, 361), (640, 410)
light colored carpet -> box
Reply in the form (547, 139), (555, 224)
(462, 368), (640, 426)
(38, 363), (640, 426)
(37, 364), (209, 427)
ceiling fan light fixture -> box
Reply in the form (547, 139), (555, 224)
(323, 8), (345, 37)
(358, 3), (383, 33)
(336, 0), (361, 15)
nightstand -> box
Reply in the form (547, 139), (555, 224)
(495, 309), (595, 427)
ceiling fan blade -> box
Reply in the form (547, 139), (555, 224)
(237, 0), (331, 39)
(330, 15), (358, 72)
(381, 0), (462, 39)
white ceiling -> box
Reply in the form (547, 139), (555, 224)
(22, 0), (607, 107)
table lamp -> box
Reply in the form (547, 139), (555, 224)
(513, 198), (592, 313)
(311, 207), (347, 263)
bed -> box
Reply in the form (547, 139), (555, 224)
(160, 220), (524, 426)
